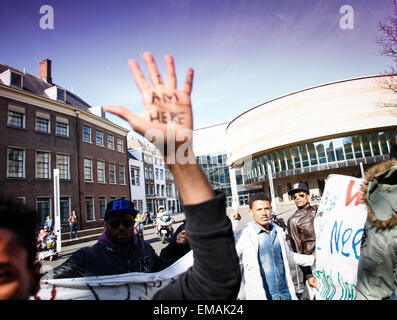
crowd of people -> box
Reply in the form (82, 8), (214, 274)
(0, 53), (395, 300)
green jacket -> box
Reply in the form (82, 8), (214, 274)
(356, 160), (397, 300)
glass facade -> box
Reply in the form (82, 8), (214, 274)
(243, 128), (396, 185)
(197, 152), (231, 197)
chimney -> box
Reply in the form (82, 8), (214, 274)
(39, 59), (52, 84)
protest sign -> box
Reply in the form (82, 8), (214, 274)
(34, 251), (193, 300)
(313, 174), (368, 300)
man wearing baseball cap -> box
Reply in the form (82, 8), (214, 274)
(48, 199), (173, 279)
(286, 182), (318, 294)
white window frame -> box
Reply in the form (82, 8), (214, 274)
(35, 151), (51, 179)
(7, 147), (26, 178)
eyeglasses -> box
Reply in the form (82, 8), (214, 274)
(106, 220), (134, 229)
(293, 192), (306, 200)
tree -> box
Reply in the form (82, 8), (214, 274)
(377, 0), (397, 95)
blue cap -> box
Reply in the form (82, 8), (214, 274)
(104, 199), (139, 220)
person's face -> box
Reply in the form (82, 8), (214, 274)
(104, 214), (135, 247)
(250, 200), (272, 230)
(293, 191), (310, 209)
(0, 228), (41, 300)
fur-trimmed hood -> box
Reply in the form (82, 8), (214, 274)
(361, 159), (397, 229)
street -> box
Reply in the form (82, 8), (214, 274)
(40, 204), (306, 291)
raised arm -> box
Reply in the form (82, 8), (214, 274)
(103, 53), (240, 299)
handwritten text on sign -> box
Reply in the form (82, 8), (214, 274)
(314, 175), (367, 300)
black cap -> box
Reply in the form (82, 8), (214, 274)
(104, 199), (139, 221)
(288, 182), (310, 195)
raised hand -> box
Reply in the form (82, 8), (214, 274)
(103, 52), (194, 164)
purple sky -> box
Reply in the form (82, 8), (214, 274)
(0, 0), (394, 131)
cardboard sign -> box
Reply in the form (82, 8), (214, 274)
(313, 174), (368, 300)
(34, 251), (193, 300)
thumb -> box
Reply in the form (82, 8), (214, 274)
(103, 105), (142, 132)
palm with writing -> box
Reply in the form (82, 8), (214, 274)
(104, 53), (194, 163)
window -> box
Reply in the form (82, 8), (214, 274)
(57, 154), (70, 180)
(11, 72), (22, 87)
(334, 138), (345, 161)
(315, 143), (326, 164)
(352, 135), (363, 159)
(84, 158), (93, 181)
(107, 134), (114, 149)
(97, 161), (106, 183)
(160, 169), (164, 180)
(119, 165), (126, 185)
(149, 167), (153, 179)
(131, 167), (140, 186)
(369, 132), (380, 156)
(378, 132), (389, 155)
(109, 163), (116, 184)
(37, 198), (51, 226)
(36, 152), (51, 179)
(7, 147), (25, 178)
(304, 143), (315, 166)
(8, 111), (25, 128)
(155, 168), (159, 179)
(36, 118), (50, 133)
(57, 88), (66, 101)
(144, 167), (148, 179)
(361, 134), (372, 157)
(56, 121), (68, 136)
(277, 184), (284, 202)
(290, 147), (301, 168)
(82, 125), (91, 142)
(117, 138), (124, 152)
(343, 137), (354, 160)
(298, 146), (309, 167)
(99, 197), (106, 220)
(60, 197), (70, 224)
(85, 197), (95, 221)
(161, 185), (165, 196)
(325, 140), (336, 163)
(96, 130), (104, 146)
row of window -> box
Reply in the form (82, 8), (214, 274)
(8, 107), (70, 137)
(7, 147), (126, 185)
(6, 106), (125, 154)
(7, 147), (71, 180)
(83, 158), (126, 185)
(243, 129), (396, 183)
(145, 182), (175, 197)
(35, 195), (127, 226)
(82, 125), (124, 152)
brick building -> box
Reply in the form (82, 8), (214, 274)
(0, 59), (130, 232)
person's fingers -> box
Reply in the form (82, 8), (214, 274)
(103, 105), (142, 132)
(183, 68), (194, 95)
(165, 55), (177, 89)
(128, 59), (151, 94)
(143, 52), (164, 87)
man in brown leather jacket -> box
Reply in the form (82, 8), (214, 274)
(287, 183), (318, 290)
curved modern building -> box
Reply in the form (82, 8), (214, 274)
(225, 75), (397, 207)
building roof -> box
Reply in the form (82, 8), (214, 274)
(0, 63), (93, 111)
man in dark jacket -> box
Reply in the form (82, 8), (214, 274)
(49, 199), (172, 279)
(287, 183), (318, 290)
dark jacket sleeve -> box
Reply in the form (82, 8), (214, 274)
(153, 193), (241, 300)
(48, 248), (87, 279)
(160, 223), (190, 260)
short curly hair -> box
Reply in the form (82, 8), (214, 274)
(249, 192), (271, 209)
(0, 194), (40, 270)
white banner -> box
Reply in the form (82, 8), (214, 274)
(34, 251), (193, 300)
(313, 174), (368, 300)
